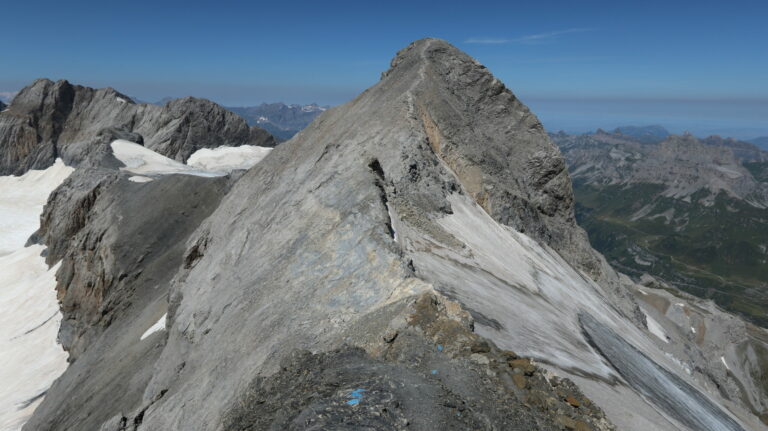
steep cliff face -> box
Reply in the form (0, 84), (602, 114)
(0, 79), (276, 175)
(21, 39), (768, 431)
(39, 168), (233, 360)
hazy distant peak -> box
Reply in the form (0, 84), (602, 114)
(228, 102), (330, 141)
(612, 125), (670, 140)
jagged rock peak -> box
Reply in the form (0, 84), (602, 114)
(9, 78), (134, 115)
(373, 38), (608, 281)
(0, 78), (276, 175)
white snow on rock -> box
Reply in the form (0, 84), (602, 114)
(128, 175), (153, 183)
(0, 160), (73, 431)
(0, 160), (73, 256)
(644, 309), (669, 343)
(140, 313), (167, 340)
(186, 145), (272, 172)
(0, 247), (67, 431)
(111, 140), (271, 180)
(721, 356), (731, 371)
(111, 139), (221, 178)
(386, 204), (398, 242)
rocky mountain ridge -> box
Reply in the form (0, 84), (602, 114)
(555, 130), (768, 206)
(610, 125), (671, 143)
(0, 78), (276, 175)
(5, 40), (767, 431)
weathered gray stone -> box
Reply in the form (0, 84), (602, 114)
(0, 78), (275, 175)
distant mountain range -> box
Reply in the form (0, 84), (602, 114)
(607, 125), (671, 143)
(552, 128), (768, 326)
(227, 102), (328, 141)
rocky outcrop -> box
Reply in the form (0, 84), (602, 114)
(35, 165), (234, 360)
(132, 96), (276, 162)
(631, 276), (768, 424)
(223, 293), (613, 431)
(0, 78), (276, 175)
(24, 39), (766, 431)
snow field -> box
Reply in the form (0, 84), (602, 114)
(0, 160), (73, 431)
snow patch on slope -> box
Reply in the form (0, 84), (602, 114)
(111, 140), (271, 179)
(0, 247), (67, 431)
(0, 160), (73, 431)
(721, 356), (731, 371)
(644, 309), (669, 343)
(186, 145), (271, 172)
(128, 175), (153, 183)
(111, 140), (221, 178)
(0, 160), (73, 256)
(140, 313), (167, 340)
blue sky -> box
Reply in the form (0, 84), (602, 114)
(2, 0), (767, 137)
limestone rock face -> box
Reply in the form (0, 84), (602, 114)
(0, 78), (275, 175)
(23, 39), (766, 431)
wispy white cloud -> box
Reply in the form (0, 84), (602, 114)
(464, 38), (511, 45)
(465, 28), (594, 45)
